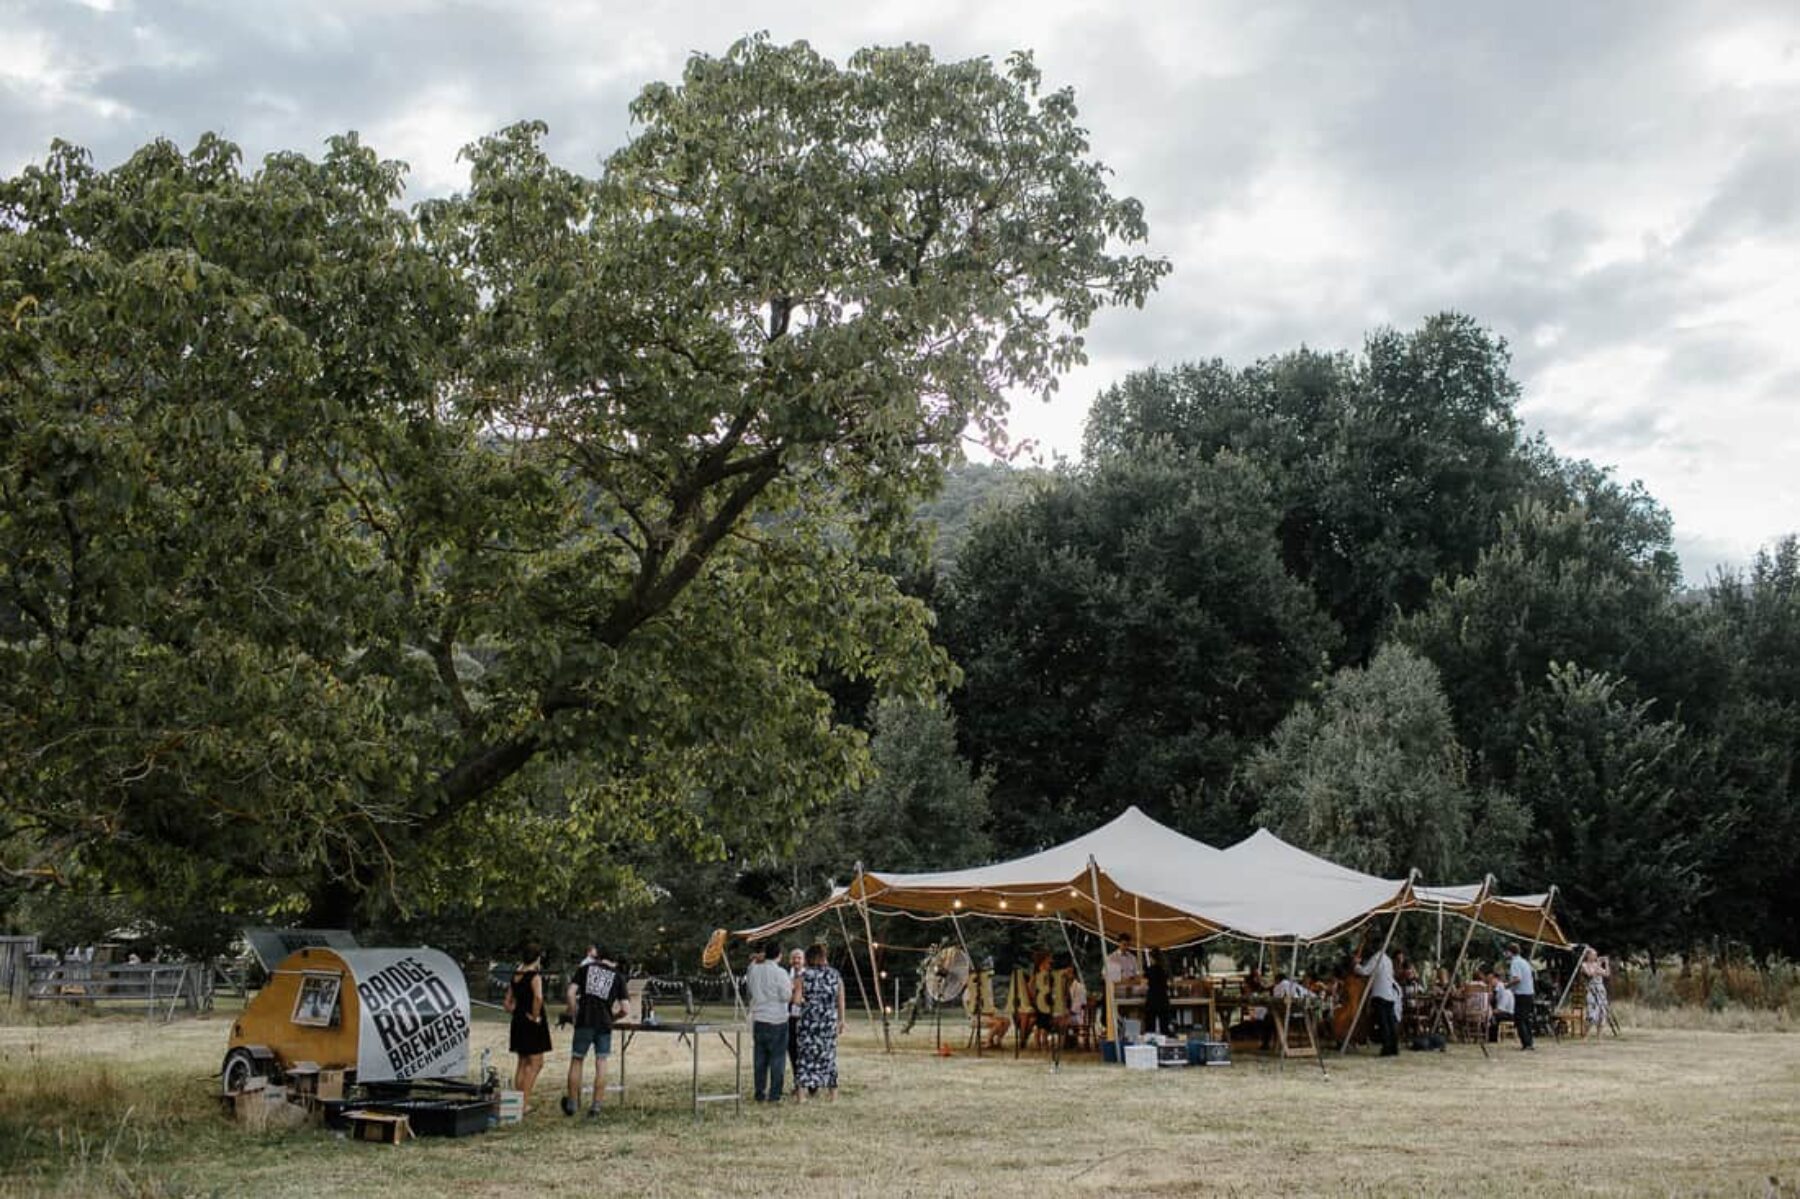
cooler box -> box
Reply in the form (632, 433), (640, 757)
(1123, 1044), (1159, 1070)
(1156, 1042), (1188, 1068)
(1187, 1038), (1231, 1066)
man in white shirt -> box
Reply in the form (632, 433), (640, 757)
(746, 942), (796, 1101)
(1103, 933), (1142, 984)
(1506, 943), (1537, 1051)
(1353, 943), (1401, 1056)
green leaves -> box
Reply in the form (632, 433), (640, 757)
(943, 450), (1337, 854)
(1, 39), (1164, 932)
(1245, 644), (1501, 882)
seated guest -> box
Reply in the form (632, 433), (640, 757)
(1267, 971), (1310, 1048)
(1487, 970), (1516, 1042)
(1272, 971), (1309, 1002)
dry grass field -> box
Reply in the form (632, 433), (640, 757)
(2, 1004), (1797, 1197)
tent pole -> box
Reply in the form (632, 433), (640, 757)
(1086, 856), (1115, 1057)
(1523, 886), (1556, 1042)
(719, 942), (745, 1023)
(1550, 942), (1587, 1025)
(1430, 875), (1491, 1041)
(1133, 895), (1145, 970)
(1274, 939), (1291, 1074)
(1339, 870), (1417, 1055)
(852, 863), (893, 1054)
(1525, 885), (1556, 961)
(1056, 913), (1079, 965)
(950, 912), (984, 1057)
(833, 903), (879, 1035)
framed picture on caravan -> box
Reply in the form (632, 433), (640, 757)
(292, 972), (342, 1027)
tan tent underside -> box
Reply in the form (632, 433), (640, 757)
(737, 872), (1416, 951)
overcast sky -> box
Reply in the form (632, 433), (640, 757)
(4, 1), (1797, 579)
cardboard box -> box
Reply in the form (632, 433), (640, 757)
(315, 1068), (346, 1101)
(1123, 1044), (1159, 1070)
(234, 1083), (291, 1131)
(346, 1111), (413, 1145)
(497, 1091), (525, 1124)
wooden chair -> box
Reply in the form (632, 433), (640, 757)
(1452, 986), (1490, 1046)
(1559, 978), (1589, 1039)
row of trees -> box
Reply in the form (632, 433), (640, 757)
(931, 317), (1799, 958)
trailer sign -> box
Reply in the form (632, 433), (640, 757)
(350, 950), (470, 1082)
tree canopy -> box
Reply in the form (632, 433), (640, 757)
(943, 449), (1337, 852)
(0, 36), (1166, 929)
(1245, 644), (1524, 883)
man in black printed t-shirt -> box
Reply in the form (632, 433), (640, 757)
(563, 943), (628, 1117)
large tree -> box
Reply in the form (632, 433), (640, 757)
(1396, 495), (1714, 787)
(1697, 537), (1800, 957)
(1512, 663), (1723, 954)
(0, 37), (1166, 928)
(943, 450), (1337, 852)
(1083, 315), (1535, 661)
(1245, 643), (1524, 882)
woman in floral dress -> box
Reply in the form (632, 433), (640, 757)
(1581, 947), (1611, 1036)
(795, 943), (846, 1101)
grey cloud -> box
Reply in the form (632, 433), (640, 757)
(1681, 124), (1800, 250)
(5, 0), (1800, 579)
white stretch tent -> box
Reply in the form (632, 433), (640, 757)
(738, 809), (1569, 951)
(1211, 828), (1571, 949)
(737, 807), (1416, 948)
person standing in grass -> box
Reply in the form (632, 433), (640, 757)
(1506, 943), (1536, 1050)
(1581, 948), (1611, 1037)
(786, 947), (806, 1095)
(1353, 941), (1400, 1056)
(503, 939), (551, 1114)
(1143, 948), (1174, 1036)
(564, 943), (628, 1116)
(746, 942), (792, 1103)
(795, 943), (846, 1102)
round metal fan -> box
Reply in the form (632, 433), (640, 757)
(923, 945), (971, 1004)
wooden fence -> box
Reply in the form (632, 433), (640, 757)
(25, 960), (213, 1022)
(0, 935), (39, 1005)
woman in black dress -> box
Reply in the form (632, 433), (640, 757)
(504, 940), (552, 1112)
(1144, 948), (1174, 1035)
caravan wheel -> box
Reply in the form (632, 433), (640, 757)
(221, 1047), (265, 1095)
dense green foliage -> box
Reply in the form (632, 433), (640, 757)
(942, 450), (1337, 852)
(1245, 645), (1525, 882)
(949, 320), (1798, 957)
(1512, 664), (1721, 953)
(0, 37), (1165, 937)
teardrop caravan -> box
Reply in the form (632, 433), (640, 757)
(221, 945), (471, 1094)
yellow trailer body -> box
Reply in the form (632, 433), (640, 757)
(222, 945), (470, 1093)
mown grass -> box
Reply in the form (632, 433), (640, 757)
(3, 1006), (1797, 1197)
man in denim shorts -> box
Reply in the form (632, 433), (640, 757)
(563, 944), (628, 1116)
